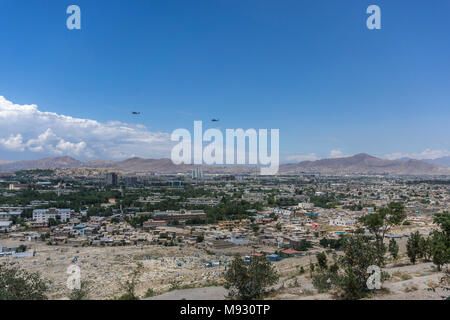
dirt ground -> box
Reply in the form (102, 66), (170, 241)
(0, 239), (223, 300)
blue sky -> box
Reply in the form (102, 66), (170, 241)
(0, 0), (449, 162)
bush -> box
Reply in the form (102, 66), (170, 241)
(69, 280), (90, 300)
(143, 288), (157, 298)
(0, 263), (48, 300)
(224, 256), (279, 300)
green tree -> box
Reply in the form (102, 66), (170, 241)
(224, 256), (279, 300)
(419, 237), (432, 261)
(359, 202), (406, 266)
(430, 212), (450, 271)
(406, 232), (422, 265)
(335, 234), (380, 300)
(433, 212), (450, 238)
(430, 231), (449, 271)
(388, 238), (399, 261)
(316, 252), (328, 270)
(319, 238), (330, 248)
(0, 263), (48, 300)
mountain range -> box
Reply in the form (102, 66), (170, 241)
(420, 157), (450, 168)
(0, 153), (450, 175)
(279, 153), (450, 175)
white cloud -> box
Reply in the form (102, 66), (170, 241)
(0, 134), (25, 152)
(284, 153), (319, 162)
(0, 96), (173, 160)
(329, 150), (345, 158)
(384, 149), (450, 160)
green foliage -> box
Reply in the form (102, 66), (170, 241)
(359, 202), (406, 266)
(388, 238), (399, 261)
(419, 237), (432, 261)
(320, 238), (330, 248)
(319, 237), (344, 251)
(359, 202), (406, 240)
(430, 231), (450, 272)
(406, 232), (422, 265)
(143, 288), (157, 298)
(316, 252), (328, 270)
(309, 193), (337, 209)
(335, 234), (380, 300)
(294, 239), (313, 251)
(224, 256), (279, 300)
(430, 212), (450, 271)
(0, 263), (48, 300)
(312, 252), (338, 293)
(204, 198), (263, 223)
(69, 280), (90, 300)
(312, 269), (334, 293)
(434, 212), (450, 238)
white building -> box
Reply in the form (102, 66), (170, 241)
(298, 202), (314, 210)
(32, 208), (72, 223)
(329, 217), (356, 226)
(0, 221), (12, 232)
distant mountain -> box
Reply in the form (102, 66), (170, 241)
(0, 156), (83, 171)
(112, 157), (256, 174)
(0, 153), (449, 175)
(0, 156), (255, 174)
(84, 159), (117, 168)
(279, 153), (450, 175)
(422, 156), (450, 168)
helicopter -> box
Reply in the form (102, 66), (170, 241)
(132, 112), (141, 115)
(211, 118), (219, 122)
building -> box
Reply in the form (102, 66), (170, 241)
(143, 220), (167, 230)
(0, 221), (12, 232)
(124, 176), (138, 187)
(186, 197), (222, 206)
(32, 208), (72, 224)
(105, 173), (118, 186)
(0, 211), (22, 221)
(228, 234), (250, 245)
(191, 167), (203, 180)
(152, 210), (206, 222)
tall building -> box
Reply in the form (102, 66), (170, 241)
(191, 167), (203, 180)
(105, 173), (118, 186)
(125, 176), (138, 187)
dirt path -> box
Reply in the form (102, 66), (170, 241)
(146, 286), (228, 300)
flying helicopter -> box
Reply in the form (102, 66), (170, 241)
(211, 118), (219, 122)
(132, 112), (141, 115)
